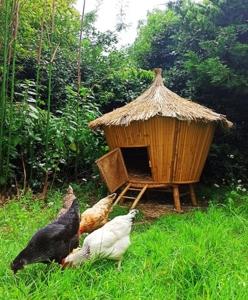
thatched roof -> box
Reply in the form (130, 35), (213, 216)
(89, 68), (233, 129)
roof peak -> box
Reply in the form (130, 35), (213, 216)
(89, 68), (233, 129)
(153, 68), (164, 86)
(154, 68), (162, 75)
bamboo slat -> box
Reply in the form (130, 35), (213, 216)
(103, 116), (215, 185)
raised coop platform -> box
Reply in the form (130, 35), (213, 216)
(113, 182), (197, 212)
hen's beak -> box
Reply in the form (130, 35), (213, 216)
(11, 266), (18, 274)
(77, 227), (82, 236)
(79, 226), (84, 235)
(109, 193), (117, 199)
(61, 258), (71, 269)
(10, 262), (23, 274)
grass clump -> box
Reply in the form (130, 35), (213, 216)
(0, 188), (247, 299)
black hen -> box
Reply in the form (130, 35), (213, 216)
(11, 199), (80, 273)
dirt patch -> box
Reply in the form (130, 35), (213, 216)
(120, 199), (208, 220)
(137, 203), (174, 219)
(117, 187), (209, 219)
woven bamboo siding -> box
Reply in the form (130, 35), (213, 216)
(193, 123), (215, 180)
(103, 117), (215, 184)
(172, 122), (215, 183)
(104, 117), (176, 182)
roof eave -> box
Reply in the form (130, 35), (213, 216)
(89, 115), (233, 130)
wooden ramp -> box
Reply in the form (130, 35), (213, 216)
(114, 184), (148, 209)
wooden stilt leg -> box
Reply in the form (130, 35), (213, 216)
(189, 184), (197, 206)
(173, 185), (183, 212)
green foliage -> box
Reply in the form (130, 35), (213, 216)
(0, 0), (153, 190)
(131, 0), (248, 183)
(0, 188), (247, 299)
(0, 86), (103, 189)
(131, 9), (179, 67)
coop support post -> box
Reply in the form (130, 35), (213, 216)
(189, 184), (197, 206)
(172, 185), (182, 212)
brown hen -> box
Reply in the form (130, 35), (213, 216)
(79, 193), (116, 234)
(57, 185), (76, 217)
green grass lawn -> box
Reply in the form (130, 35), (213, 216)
(0, 188), (247, 300)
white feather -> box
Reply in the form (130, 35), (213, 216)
(64, 209), (138, 266)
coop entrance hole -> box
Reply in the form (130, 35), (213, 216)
(121, 147), (152, 181)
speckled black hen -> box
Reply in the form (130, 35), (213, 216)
(11, 199), (80, 273)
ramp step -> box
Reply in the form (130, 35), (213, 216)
(114, 183), (148, 209)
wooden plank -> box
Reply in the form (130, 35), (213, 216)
(122, 196), (136, 200)
(172, 121), (215, 183)
(96, 148), (128, 193)
(130, 184), (148, 209)
(188, 123), (209, 180)
(195, 124), (215, 180)
(113, 183), (131, 206)
(189, 184), (197, 206)
(129, 181), (170, 188)
(172, 185), (183, 212)
(170, 120), (180, 183)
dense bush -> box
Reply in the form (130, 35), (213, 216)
(1, 86), (104, 190)
(131, 0), (248, 183)
(0, 0), (152, 192)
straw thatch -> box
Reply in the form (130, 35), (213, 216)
(89, 68), (233, 129)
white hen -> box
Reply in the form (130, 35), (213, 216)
(62, 209), (138, 270)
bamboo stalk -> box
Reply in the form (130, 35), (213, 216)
(35, 17), (44, 102)
(5, 0), (20, 184)
(74, 0), (86, 179)
(43, 0), (56, 198)
(77, 0), (86, 93)
(31, 8), (45, 185)
(45, 0), (56, 155)
(50, 44), (59, 63)
(0, 0), (11, 182)
(5, 0), (16, 96)
(21, 152), (27, 193)
(7, 0), (16, 64)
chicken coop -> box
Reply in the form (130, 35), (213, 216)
(89, 68), (232, 211)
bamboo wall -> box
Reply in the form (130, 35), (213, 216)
(103, 116), (215, 184)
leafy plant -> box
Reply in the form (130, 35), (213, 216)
(131, 0), (248, 183)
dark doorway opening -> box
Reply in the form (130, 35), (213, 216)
(121, 147), (152, 181)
